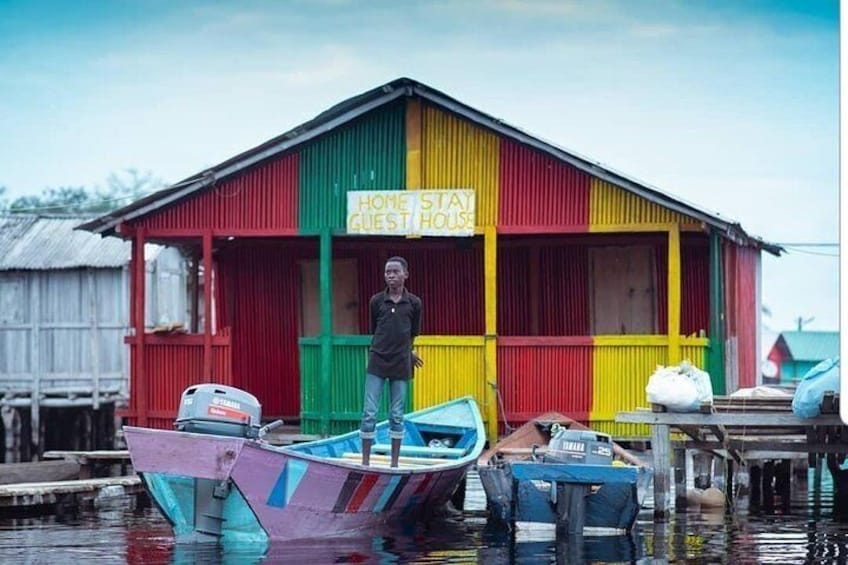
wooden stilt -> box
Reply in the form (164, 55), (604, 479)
(673, 448), (687, 511)
(651, 423), (671, 520)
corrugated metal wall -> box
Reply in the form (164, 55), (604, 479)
(299, 102), (406, 232)
(589, 179), (696, 227)
(499, 140), (591, 231)
(497, 337), (593, 425)
(497, 245), (531, 335)
(725, 244), (759, 389)
(138, 155), (299, 233)
(590, 336), (708, 437)
(682, 242), (710, 335)
(132, 335), (232, 429)
(421, 104), (499, 227)
(336, 238), (485, 335)
(299, 336), (414, 435)
(411, 337), (487, 412)
(217, 241), (317, 419)
(539, 245), (590, 335)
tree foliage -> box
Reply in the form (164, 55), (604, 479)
(1, 169), (165, 215)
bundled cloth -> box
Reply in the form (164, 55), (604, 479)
(645, 360), (714, 412)
(791, 357), (840, 419)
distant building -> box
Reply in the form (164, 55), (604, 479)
(766, 330), (839, 384)
(0, 214), (187, 459)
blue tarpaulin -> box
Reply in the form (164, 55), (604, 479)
(791, 357), (840, 419)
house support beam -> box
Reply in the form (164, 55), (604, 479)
(319, 228), (333, 437)
(202, 230), (213, 380)
(484, 226), (498, 444)
(667, 224), (681, 365)
(132, 229), (148, 427)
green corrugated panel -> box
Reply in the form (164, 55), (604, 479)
(300, 336), (414, 435)
(708, 231), (726, 395)
(298, 102), (406, 233)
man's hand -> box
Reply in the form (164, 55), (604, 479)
(411, 351), (424, 369)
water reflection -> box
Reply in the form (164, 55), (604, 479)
(1, 470), (847, 564)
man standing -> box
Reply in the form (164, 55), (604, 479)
(360, 256), (423, 467)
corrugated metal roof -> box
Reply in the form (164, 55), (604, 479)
(780, 331), (840, 362)
(77, 77), (782, 255)
(0, 214), (160, 270)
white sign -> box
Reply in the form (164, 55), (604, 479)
(347, 189), (476, 236)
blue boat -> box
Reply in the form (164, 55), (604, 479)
(477, 413), (651, 535)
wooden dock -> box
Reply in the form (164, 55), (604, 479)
(616, 394), (846, 519)
(0, 475), (143, 511)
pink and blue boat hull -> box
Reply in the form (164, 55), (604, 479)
(125, 396), (485, 543)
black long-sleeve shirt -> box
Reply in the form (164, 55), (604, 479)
(366, 289), (422, 380)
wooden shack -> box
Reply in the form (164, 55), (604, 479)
(0, 214), (186, 459)
(80, 78), (780, 442)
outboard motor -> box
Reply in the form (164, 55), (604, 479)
(545, 424), (614, 465)
(171, 384), (283, 542)
(175, 384), (264, 438)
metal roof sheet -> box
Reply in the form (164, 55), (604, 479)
(780, 331), (840, 362)
(77, 77), (782, 255)
(0, 214), (160, 270)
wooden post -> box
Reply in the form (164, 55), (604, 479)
(319, 228), (333, 437)
(762, 460), (775, 512)
(29, 271), (41, 455)
(750, 463), (762, 507)
(674, 448), (688, 511)
(708, 230), (726, 395)
(555, 482), (590, 535)
(132, 230), (148, 427)
(667, 225), (681, 365)
(694, 452), (712, 489)
(651, 423), (671, 520)
(1, 406), (20, 463)
(88, 269), (101, 410)
(202, 230), (213, 381)
(483, 226), (498, 444)
(188, 251), (200, 334)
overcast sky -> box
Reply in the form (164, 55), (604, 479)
(0, 0), (839, 350)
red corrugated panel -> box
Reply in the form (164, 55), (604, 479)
(499, 140), (591, 232)
(498, 239), (589, 336)
(497, 337), (593, 426)
(681, 242), (710, 335)
(656, 243), (668, 334)
(539, 245), (590, 335)
(336, 238), (485, 335)
(497, 246), (532, 335)
(734, 245), (759, 388)
(217, 240), (317, 419)
(137, 154), (299, 233)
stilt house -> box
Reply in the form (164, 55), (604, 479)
(0, 214), (186, 458)
(80, 78), (780, 441)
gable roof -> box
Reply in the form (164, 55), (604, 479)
(0, 214), (162, 270)
(77, 77), (781, 254)
(778, 331), (840, 362)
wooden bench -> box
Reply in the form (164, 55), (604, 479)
(370, 444), (464, 458)
(340, 453), (452, 468)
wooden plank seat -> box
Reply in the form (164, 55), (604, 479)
(340, 453), (453, 467)
(370, 444), (464, 458)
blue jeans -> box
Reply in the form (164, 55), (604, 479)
(359, 373), (406, 440)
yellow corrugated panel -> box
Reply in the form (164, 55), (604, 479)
(590, 336), (708, 438)
(589, 178), (695, 229)
(420, 105), (499, 227)
(411, 336), (488, 427)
